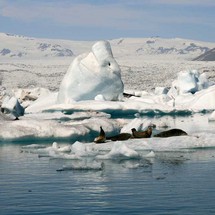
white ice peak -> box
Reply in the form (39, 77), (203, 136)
(57, 40), (124, 103)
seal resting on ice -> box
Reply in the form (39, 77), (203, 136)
(94, 126), (106, 143)
(131, 126), (153, 138)
(107, 133), (132, 141)
(154, 128), (187, 138)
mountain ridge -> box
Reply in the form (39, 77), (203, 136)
(193, 48), (215, 61)
(1, 32), (215, 60)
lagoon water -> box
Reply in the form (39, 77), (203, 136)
(1, 143), (215, 215)
(1, 114), (215, 215)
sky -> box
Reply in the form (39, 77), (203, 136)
(0, 0), (215, 42)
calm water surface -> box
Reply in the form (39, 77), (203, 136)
(1, 143), (215, 215)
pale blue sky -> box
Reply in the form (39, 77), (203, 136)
(0, 0), (215, 42)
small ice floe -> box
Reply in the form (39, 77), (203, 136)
(47, 141), (100, 160)
(96, 142), (140, 160)
(39, 142), (71, 157)
(56, 161), (104, 172)
(21, 144), (46, 149)
(46, 142), (82, 159)
(122, 159), (153, 169)
(22, 142), (71, 157)
(52, 142), (71, 153)
(71, 141), (99, 157)
(122, 162), (141, 169)
(21, 144), (47, 154)
(47, 150), (81, 160)
(145, 151), (156, 158)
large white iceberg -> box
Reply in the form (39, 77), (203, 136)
(57, 40), (124, 103)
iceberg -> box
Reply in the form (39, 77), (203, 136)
(168, 70), (211, 97)
(57, 40), (124, 103)
(1, 96), (24, 119)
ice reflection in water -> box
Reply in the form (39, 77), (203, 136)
(1, 143), (215, 215)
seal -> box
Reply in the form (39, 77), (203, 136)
(154, 128), (187, 138)
(131, 126), (153, 138)
(107, 133), (132, 141)
(94, 126), (106, 143)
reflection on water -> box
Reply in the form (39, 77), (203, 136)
(1, 143), (215, 215)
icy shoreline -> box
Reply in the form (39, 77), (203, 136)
(0, 110), (214, 144)
(19, 132), (215, 164)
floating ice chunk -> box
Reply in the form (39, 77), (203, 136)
(21, 144), (46, 149)
(57, 40), (124, 103)
(169, 70), (209, 97)
(145, 151), (156, 158)
(71, 141), (87, 156)
(109, 142), (140, 158)
(48, 150), (80, 160)
(52, 142), (71, 153)
(122, 161), (142, 169)
(52, 142), (59, 149)
(1, 96), (24, 119)
(57, 161), (104, 171)
(96, 142), (139, 160)
(23, 142), (71, 157)
(71, 141), (98, 157)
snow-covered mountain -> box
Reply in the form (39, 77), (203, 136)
(0, 32), (93, 59)
(0, 32), (215, 60)
(193, 48), (215, 61)
(111, 37), (215, 60)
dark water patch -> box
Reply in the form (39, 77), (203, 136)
(190, 146), (215, 150)
(44, 108), (197, 119)
(139, 109), (193, 117)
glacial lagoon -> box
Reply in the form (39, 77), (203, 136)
(1, 114), (215, 215)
